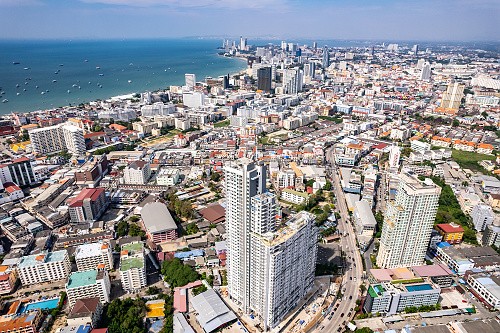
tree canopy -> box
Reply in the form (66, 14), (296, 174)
(161, 258), (199, 288)
(101, 298), (146, 333)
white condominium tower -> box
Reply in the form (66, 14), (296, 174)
(224, 159), (317, 329)
(377, 171), (441, 268)
(225, 158), (266, 311)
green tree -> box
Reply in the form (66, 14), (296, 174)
(116, 221), (129, 237)
(192, 285), (207, 296)
(185, 223), (199, 235)
(128, 224), (145, 238)
(161, 258), (199, 288)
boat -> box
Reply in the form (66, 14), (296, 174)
(59, 64), (64, 66)
(72, 84), (78, 87)
(54, 71), (59, 74)
(35, 85), (39, 89)
(41, 92), (45, 95)
(23, 89), (27, 91)
(99, 74), (104, 76)
(128, 80), (132, 83)
(12, 62), (20, 65)
(67, 90), (71, 93)
(1, 99), (8, 103)
(24, 67), (30, 70)
(84, 59), (88, 62)
(96, 66), (100, 69)
(16, 84), (20, 88)
(52, 80), (57, 83)
(78, 86), (81, 89)
(16, 92), (20, 96)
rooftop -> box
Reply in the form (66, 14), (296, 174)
(141, 202), (177, 233)
(120, 257), (144, 271)
(75, 242), (109, 260)
(66, 270), (98, 289)
(190, 289), (237, 333)
(18, 250), (67, 268)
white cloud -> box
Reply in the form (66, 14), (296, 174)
(79, 0), (286, 9)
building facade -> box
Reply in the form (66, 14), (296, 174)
(66, 269), (111, 307)
(75, 241), (114, 271)
(68, 188), (109, 223)
(18, 250), (71, 286)
(29, 122), (86, 156)
(119, 242), (147, 293)
(377, 172), (441, 268)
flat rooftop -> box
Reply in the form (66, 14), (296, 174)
(120, 257), (144, 271)
(67, 270), (98, 289)
(141, 202), (177, 233)
(18, 250), (67, 268)
(75, 242), (109, 259)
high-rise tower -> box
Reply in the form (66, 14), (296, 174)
(224, 159), (317, 329)
(376, 172), (441, 268)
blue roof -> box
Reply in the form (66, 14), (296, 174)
(436, 242), (451, 248)
(175, 250), (204, 259)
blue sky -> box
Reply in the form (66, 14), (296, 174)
(0, 0), (498, 41)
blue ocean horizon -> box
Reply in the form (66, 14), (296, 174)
(0, 38), (247, 114)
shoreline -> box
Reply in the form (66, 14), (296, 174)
(0, 44), (248, 116)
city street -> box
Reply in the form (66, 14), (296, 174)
(315, 151), (364, 332)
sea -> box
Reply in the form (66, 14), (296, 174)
(0, 39), (247, 114)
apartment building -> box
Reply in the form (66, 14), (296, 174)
(281, 188), (309, 205)
(17, 250), (71, 286)
(123, 160), (151, 185)
(75, 241), (114, 271)
(377, 172), (441, 268)
(224, 159), (317, 330)
(119, 242), (147, 293)
(29, 122), (86, 155)
(66, 269), (111, 307)
(68, 188), (109, 223)
(471, 204), (495, 231)
(141, 202), (178, 244)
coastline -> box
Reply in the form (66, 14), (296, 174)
(0, 39), (247, 115)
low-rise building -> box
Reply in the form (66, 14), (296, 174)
(435, 223), (464, 244)
(75, 241), (114, 271)
(141, 202), (178, 244)
(18, 250), (71, 285)
(466, 273), (500, 310)
(353, 200), (377, 234)
(0, 265), (18, 294)
(364, 281), (440, 315)
(281, 188), (309, 205)
(436, 244), (500, 274)
(119, 242), (147, 293)
(67, 297), (103, 329)
(156, 168), (180, 186)
(0, 309), (42, 333)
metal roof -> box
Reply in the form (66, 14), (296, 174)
(190, 289), (236, 333)
(141, 202), (177, 233)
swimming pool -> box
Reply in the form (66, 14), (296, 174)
(19, 298), (59, 313)
(405, 284), (433, 292)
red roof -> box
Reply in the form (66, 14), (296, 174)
(436, 223), (464, 233)
(12, 157), (29, 164)
(69, 188), (105, 207)
(3, 182), (21, 194)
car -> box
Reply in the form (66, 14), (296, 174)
(340, 313), (344, 317)
(349, 276), (352, 280)
(349, 295), (352, 300)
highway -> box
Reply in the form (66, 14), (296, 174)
(315, 150), (364, 332)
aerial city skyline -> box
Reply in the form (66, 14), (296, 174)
(0, 1), (499, 333)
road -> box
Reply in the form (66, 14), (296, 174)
(315, 159), (364, 332)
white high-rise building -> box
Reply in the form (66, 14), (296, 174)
(377, 172), (441, 268)
(119, 242), (146, 293)
(224, 159), (317, 329)
(240, 36), (247, 51)
(471, 204), (495, 231)
(18, 250), (72, 286)
(282, 69), (303, 94)
(416, 58), (425, 70)
(185, 73), (196, 90)
(388, 145), (401, 169)
(75, 241), (114, 271)
(29, 122), (85, 156)
(440, 82), (465, 110)
(66, 269), (111, 307)
(420, 62), (431, 81)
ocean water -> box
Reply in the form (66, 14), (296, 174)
(0, 39), (246, 114)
